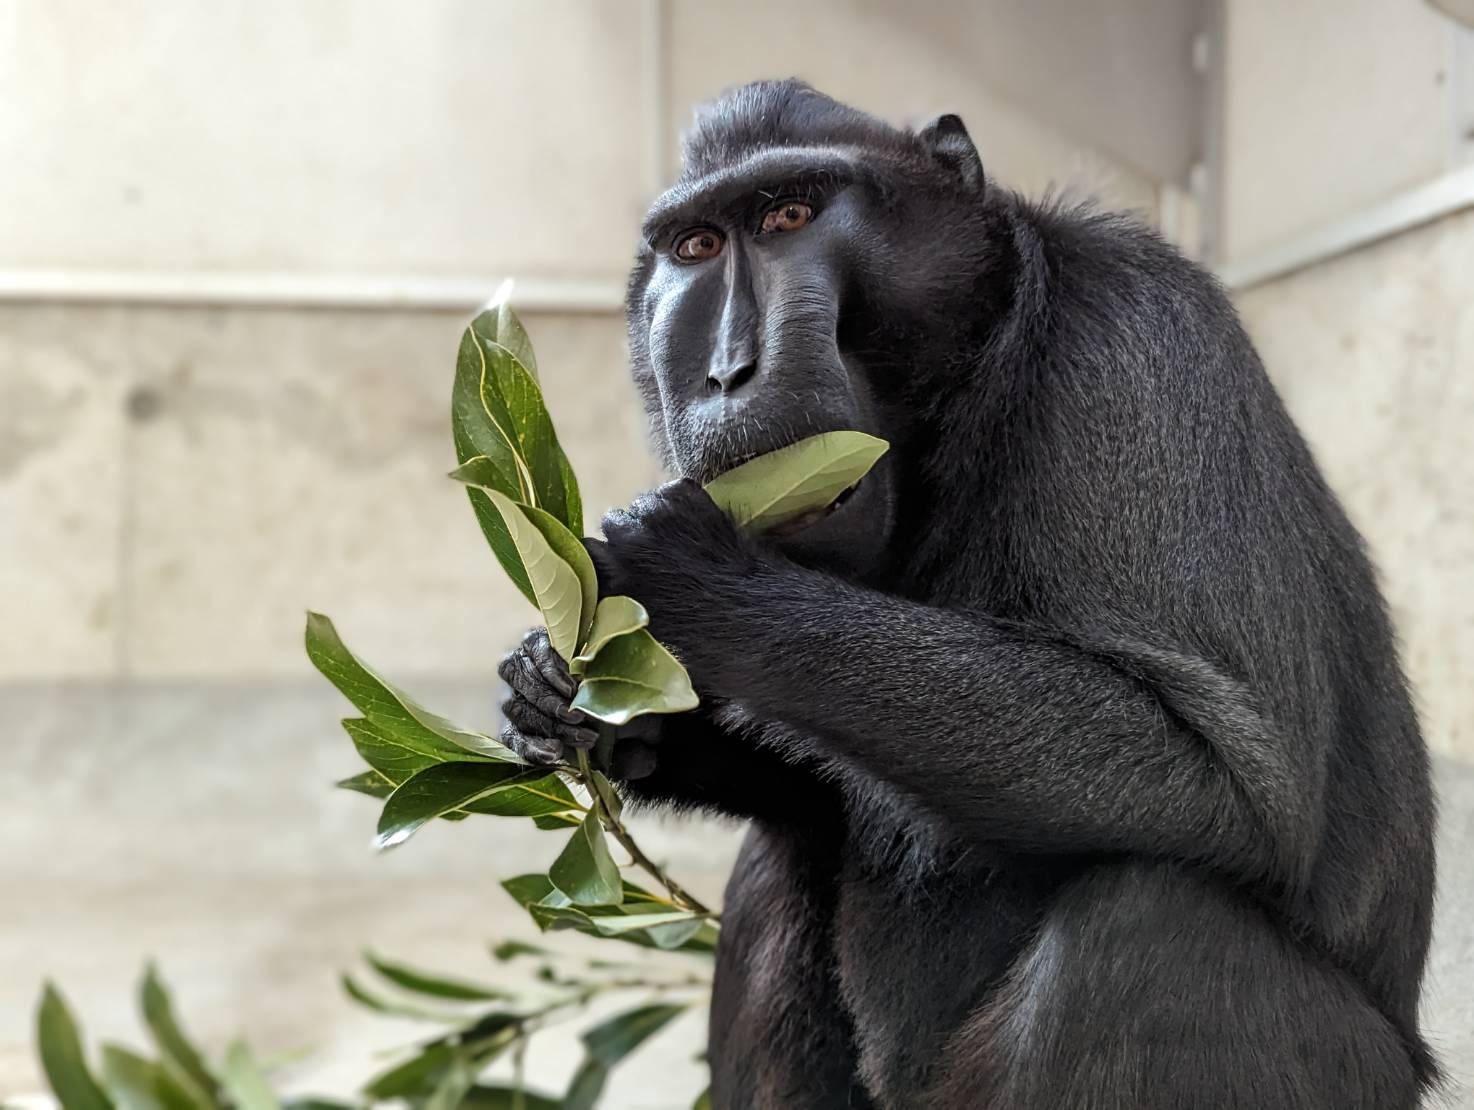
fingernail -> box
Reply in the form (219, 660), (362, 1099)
(557, 705), (585, 723)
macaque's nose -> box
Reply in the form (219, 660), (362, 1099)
(707, 353), (757, 393)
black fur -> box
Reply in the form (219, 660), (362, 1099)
(499, 80), (1438, 1108)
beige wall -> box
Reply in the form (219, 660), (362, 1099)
(1235, 209), (1474, 760)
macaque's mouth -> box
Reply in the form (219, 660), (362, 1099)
(766, 477), (864, 538)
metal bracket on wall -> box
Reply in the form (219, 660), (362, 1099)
(1217, 162), (1474, 290)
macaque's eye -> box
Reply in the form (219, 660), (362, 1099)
(674, 228), (725, 262)
(760, 201), (814, 234)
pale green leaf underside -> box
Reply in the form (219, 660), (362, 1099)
(570, 596), (650, 674)
(570, 628), (698, 725)
(702, 430), (889, 531)
(480, 489), (589, 661)
(221, 1042), (281, 1110)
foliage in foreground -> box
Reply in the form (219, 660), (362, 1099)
(36, 957), (711, 1110)
(32, 290), (883, 1109)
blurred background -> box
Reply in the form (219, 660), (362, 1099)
(2, 0), (1471, 1105)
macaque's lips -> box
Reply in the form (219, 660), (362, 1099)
(766, 478), (864, 538)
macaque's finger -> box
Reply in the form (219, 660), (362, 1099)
(500, 723), (562, 766)
(525, 628), (577, 699)
(513, 652), (583, 722)
(502, 696), (598, 749)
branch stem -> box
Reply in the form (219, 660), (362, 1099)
(572, 748), (714, 918)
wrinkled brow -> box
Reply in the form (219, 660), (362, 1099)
(641, 147), (862, 248)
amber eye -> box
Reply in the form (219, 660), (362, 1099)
(674, 228), (724, 262)
(760, 201), (814, 234)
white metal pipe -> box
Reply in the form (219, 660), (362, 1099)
(0, 270), (626, 312)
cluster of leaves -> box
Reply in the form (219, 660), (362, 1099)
(31, 293), (890, 1110)
(445, 293), (696, 723)
(36, 955), (709, 1110)
(306, 288), (722, 956)
(343, 944), (710, 1109)
(35, 966), (298, 1110)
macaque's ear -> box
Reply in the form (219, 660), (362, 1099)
(918, 113), (985, 191)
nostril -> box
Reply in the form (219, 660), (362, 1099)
(707, 359), (757, 394)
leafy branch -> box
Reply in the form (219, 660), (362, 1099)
(31, 292), (887, 1110)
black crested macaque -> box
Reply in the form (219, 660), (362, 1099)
(497, 80), (1438, 1109)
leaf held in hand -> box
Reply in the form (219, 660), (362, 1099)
(305, 613), (512, 761)
(375, 763), (571, 850)
(570, 596), (649, 675)
(570, 628), (698, 725)
(548, 813), (623, 907)
(703, 430), (888, 531)
(457, 308), (581, 532)
(479, 489), (594, 660)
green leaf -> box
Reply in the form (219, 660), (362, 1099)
(517, 504), (598, 649)
(423, 1056), (475, 1110)
(480, 286), (539, 379)
(359, 1014), (523, 1103)
(306, 612), (512, 761)
(570, 628), (699, 725)
(588, 770), (623, 826)
(339, 975), (466, 1023)
(375, 763), (573, 850)
(584, 912), (706, 950)
(458, 310), (580, 532)
(559, 1058), (608, 1110)
(334, 769), (394, 800)
(139, 965), (219, 1108)
(362, 1044), (457, 1102)
(364, 952), (508, 1002)
(702, 430), (889, 531)
(501, 873), (560, 907)
(221, 1042), (280, 1110)
(36, 984), (114, 1110)
(478, 489), (592, 660)
(693, 1089), (713, 1110)
(532, 810), (584, 831)
(569, 597), (649, 675)
(343, 717), (477, 784)
(460, 1085), (561, 1110)
(453, 334), (538, 603)
(99, 1046), (195, 1110)
(580, 1003), (687, 1066)
(549, 813), (623, 907)
(490, 940), (549, 962)
(501, 876), (718, 953)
